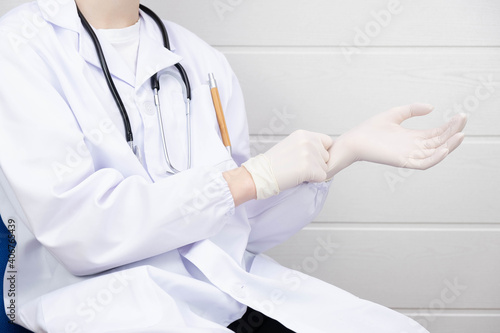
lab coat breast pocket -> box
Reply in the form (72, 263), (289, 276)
(144, 77), (234, 181)
(189, 84), (235, 170)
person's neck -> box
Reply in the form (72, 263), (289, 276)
(75, 0), (140, 29)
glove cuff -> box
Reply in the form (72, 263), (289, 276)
(242, 154), (280, 200)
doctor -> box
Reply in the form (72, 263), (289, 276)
(0, 0), (467, 332)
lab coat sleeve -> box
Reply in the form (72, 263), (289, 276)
(0, 43), (236, 276)
(245, 181), (332, 254)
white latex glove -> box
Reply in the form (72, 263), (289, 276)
(243, 130), (333, 199)
(327, 103), (467, 178)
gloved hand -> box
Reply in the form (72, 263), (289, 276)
(243, 130), (333, 200)
(326, 103), (468, 179)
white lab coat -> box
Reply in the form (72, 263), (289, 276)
(0, 1), (429, 332)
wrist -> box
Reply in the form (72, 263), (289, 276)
(223, 166), (257, 207)
(326, 138), (355, 179)
(241, 154), (280, 200)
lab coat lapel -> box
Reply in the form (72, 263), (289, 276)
(37, 0), (80, 34)
(39, 0), (137, 87)
(135, 11), (183, 90)
(79, 29), (137, 87)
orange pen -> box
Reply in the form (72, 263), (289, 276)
(208, 73), (232, 156)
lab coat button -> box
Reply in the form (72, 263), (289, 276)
(231, 284), (248, 299)
(142, 101), (156, 116)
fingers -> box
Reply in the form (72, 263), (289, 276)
(409, 147), (437, 160)
(318, 133), (334, 150)
(423, 112), (468, 138)
(407, 130), (465, 170)
(312, 132), (333, 163)
(320, 147), (330, 164)
(295, 130), (332, 177)
(304, 138), (330, 183)
(309, 165), (329, 183)
(406, 147), (449, 170)
(421, 113), (468, 148)
(444, 132), (465, 154)
(447, 112), (468, 135)
(387, 103), (435, 124)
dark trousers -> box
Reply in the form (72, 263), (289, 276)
(227, 307), (296, 333)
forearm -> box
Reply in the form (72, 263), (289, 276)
(245, 181), (331, 253)
(325, 138), (352, 179)
(9, 166), (236, 276)
(223, 167), (257, 207)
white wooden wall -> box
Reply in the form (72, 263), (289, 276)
(2, 1), (499, 332)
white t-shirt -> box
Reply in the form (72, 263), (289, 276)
(97, 20), (141, 74)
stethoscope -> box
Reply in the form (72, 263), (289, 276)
(77, 4), (191, 174)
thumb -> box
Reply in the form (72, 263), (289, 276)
(388, 103), (435, 124)
(317, 133), (334, 150)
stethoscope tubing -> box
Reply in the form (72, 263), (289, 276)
(77, 4), (192, 173)
(77, 7), (134, 146)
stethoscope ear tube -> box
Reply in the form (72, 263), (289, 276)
(139, 4), (170, 49)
